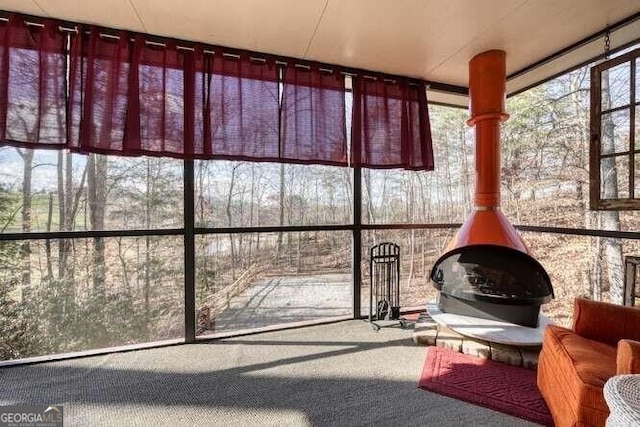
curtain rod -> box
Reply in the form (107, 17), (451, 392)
(0, 15), (428, 86)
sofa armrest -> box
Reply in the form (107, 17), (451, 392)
(617, 339), (640, 374)
(573, 298), (640, 346)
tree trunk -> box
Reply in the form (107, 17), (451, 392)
(363, 169), (375, 224)
(567, 71), (595, 296)
(45, 192), (54, 279)
(144, 159), (153, 329)
(380, 171), (388, 223)
(117, 237), (131, 292)
(442, 136), (454, 215)
(57, 151), (67, 278)
(277, 163), (285, 257)
(57, 152), (87, 282)
(599, 69), (624, 304)
(227, 165), (237, 279)
(87, 154), (108, 302)
(18, 149), (33, 300)
(592, 214), (603, 301)
(459, 124), (472, 213)
(248, 164), (256, 264)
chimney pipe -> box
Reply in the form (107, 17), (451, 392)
(468, 50), (509, 208)
(442, 49), (528, 253)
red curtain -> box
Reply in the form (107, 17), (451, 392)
(198, 52), (280, 161)
(69, 29), (282, 160)
(352, 75), (434, 170)
(0, 14), (68, 149)
(69, 28), (198, 157)
(281, 63), (347, 165)
(0, 12), (434, 171)
(69, 27), (133, 154)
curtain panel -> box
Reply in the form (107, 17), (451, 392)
(352, 75), (434, 170)
(0, 14), (68, 149)
(0, 12), (434, 171)
(281, 63), (347, 166)
(200, 52), (280, 161)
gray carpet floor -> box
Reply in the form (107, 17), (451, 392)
(0, 320), (540, 426)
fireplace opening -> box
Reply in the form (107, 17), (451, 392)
(431, 244), (553, 327)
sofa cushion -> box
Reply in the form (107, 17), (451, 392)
(543, 325), (617, 417)
(562, 333), (616, 386)
(573, 298), (640, 346)
(617, 339), (640, 375)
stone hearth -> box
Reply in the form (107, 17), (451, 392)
(412, 306), (543, 369)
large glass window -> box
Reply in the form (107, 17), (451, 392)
(6, 63), (640, 363)
(0, 148), (184, 233)
(194, 161), (352, 228)
(362, 106), (472, 224)
(0, 148), (185, 361)
(0, 236), (184, 360)
(520, 231), (640, 326)
(195, 231), (352, 336)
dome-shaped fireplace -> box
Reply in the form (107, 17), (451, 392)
(431, 244), (553, 327)
(429, 50), (554, 328)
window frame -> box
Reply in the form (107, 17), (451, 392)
(590, 48), (640, 210)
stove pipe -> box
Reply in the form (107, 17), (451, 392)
(449, 49), (526, 252)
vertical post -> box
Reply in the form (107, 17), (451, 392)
(353, 165), (362, 318)
(184, 159), (196, 342)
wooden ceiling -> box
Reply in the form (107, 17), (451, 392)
(1, 0), (639, 106)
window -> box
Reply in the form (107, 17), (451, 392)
(590, 48), (640, 210)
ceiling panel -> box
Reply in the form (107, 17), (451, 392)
(131, 0), (326, 58)
(0, 0), (42, 16)
(432, 0), (640, 88)
(32, 0), (145, 32)
(307, 0), (526, 80)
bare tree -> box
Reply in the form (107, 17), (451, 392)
(16, 148), (33, 299)
(277, 163), (286, 257)
(599, 69), (624, 304)
(87, 154), (108, 302)
(227, 164), (240, 279)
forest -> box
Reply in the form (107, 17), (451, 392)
(1, 57), (639, 361)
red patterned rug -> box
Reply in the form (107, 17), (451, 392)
(418, 346), (553, 425)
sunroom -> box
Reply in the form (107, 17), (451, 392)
(1, 1), (640, 426)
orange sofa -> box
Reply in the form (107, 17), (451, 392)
(537, 298), (640, 427)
